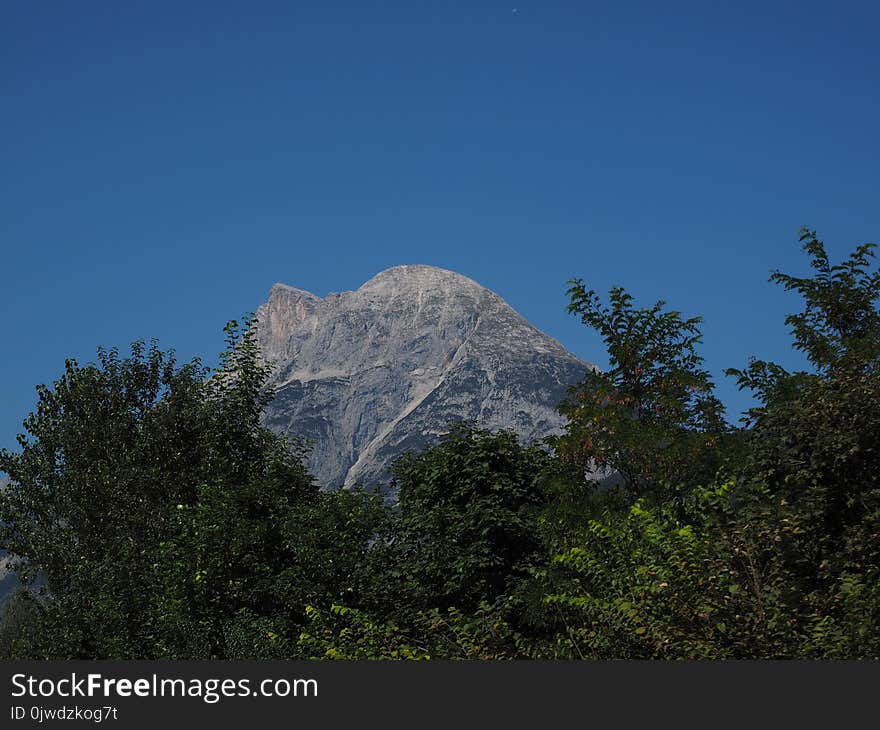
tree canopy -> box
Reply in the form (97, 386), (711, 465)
(2, 228), (878, 659)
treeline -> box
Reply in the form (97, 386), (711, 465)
(1, 228), (878, 659)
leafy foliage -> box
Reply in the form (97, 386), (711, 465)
(390, 424), (553, 612)
(0, 317), (385, 658)
(557, 283), (728, 496)
(2, 228), (879, 659)
(771, 228), (880, 376)
(544, 228), (880, 658)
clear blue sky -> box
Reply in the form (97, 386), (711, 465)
(2, 1), (878, 452)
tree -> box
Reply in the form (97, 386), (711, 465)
(0, 317), (386, 658)
(722, 228), (880, 657)
(4, 227), (879, 660)
(390, 424), (553, 612)
(544, 229), (880, 658)
(556, 283), (728, 498)
(0, 338), (216, 657)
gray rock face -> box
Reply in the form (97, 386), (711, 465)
(257, 265), (593, 490)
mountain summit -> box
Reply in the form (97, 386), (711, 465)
(256, 265), (592, 490)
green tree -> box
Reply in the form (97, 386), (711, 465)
(556, 283), (727, 498)
(0, 338), (216, 657)
(544, 229), (880, 658)
(0, 317), (386, 658)
(390, 424), (553, 613)
(723, 228), (880, 657)
(289, 424), (553, 660)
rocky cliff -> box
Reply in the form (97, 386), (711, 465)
(256, 265), (593, 490)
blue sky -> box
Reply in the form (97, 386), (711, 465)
(2, 1), (878, 451)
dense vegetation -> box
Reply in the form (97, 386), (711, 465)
(1, 228), (878, 659)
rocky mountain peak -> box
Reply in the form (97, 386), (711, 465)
(256, 266), (592, 491)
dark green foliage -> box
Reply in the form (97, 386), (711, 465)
(296, 601), (523, 660)
(557, 283), (728, 496)
(283, 424), (557, 660)
(719, 228), (880, 657)
(2, 227), (879, 660)
(151, 481), (387, 659)
(770, 228), (880, 376)
(391, 424), (553, 611)
(0, 317), (386, 658)
(0, 591), (40, 659)
(0, 339), (217, 657)
(541, 228), (880, 658)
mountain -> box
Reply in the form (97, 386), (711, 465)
(256, 265), (593, 491)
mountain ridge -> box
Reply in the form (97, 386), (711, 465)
(257, 264), (593, 491)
